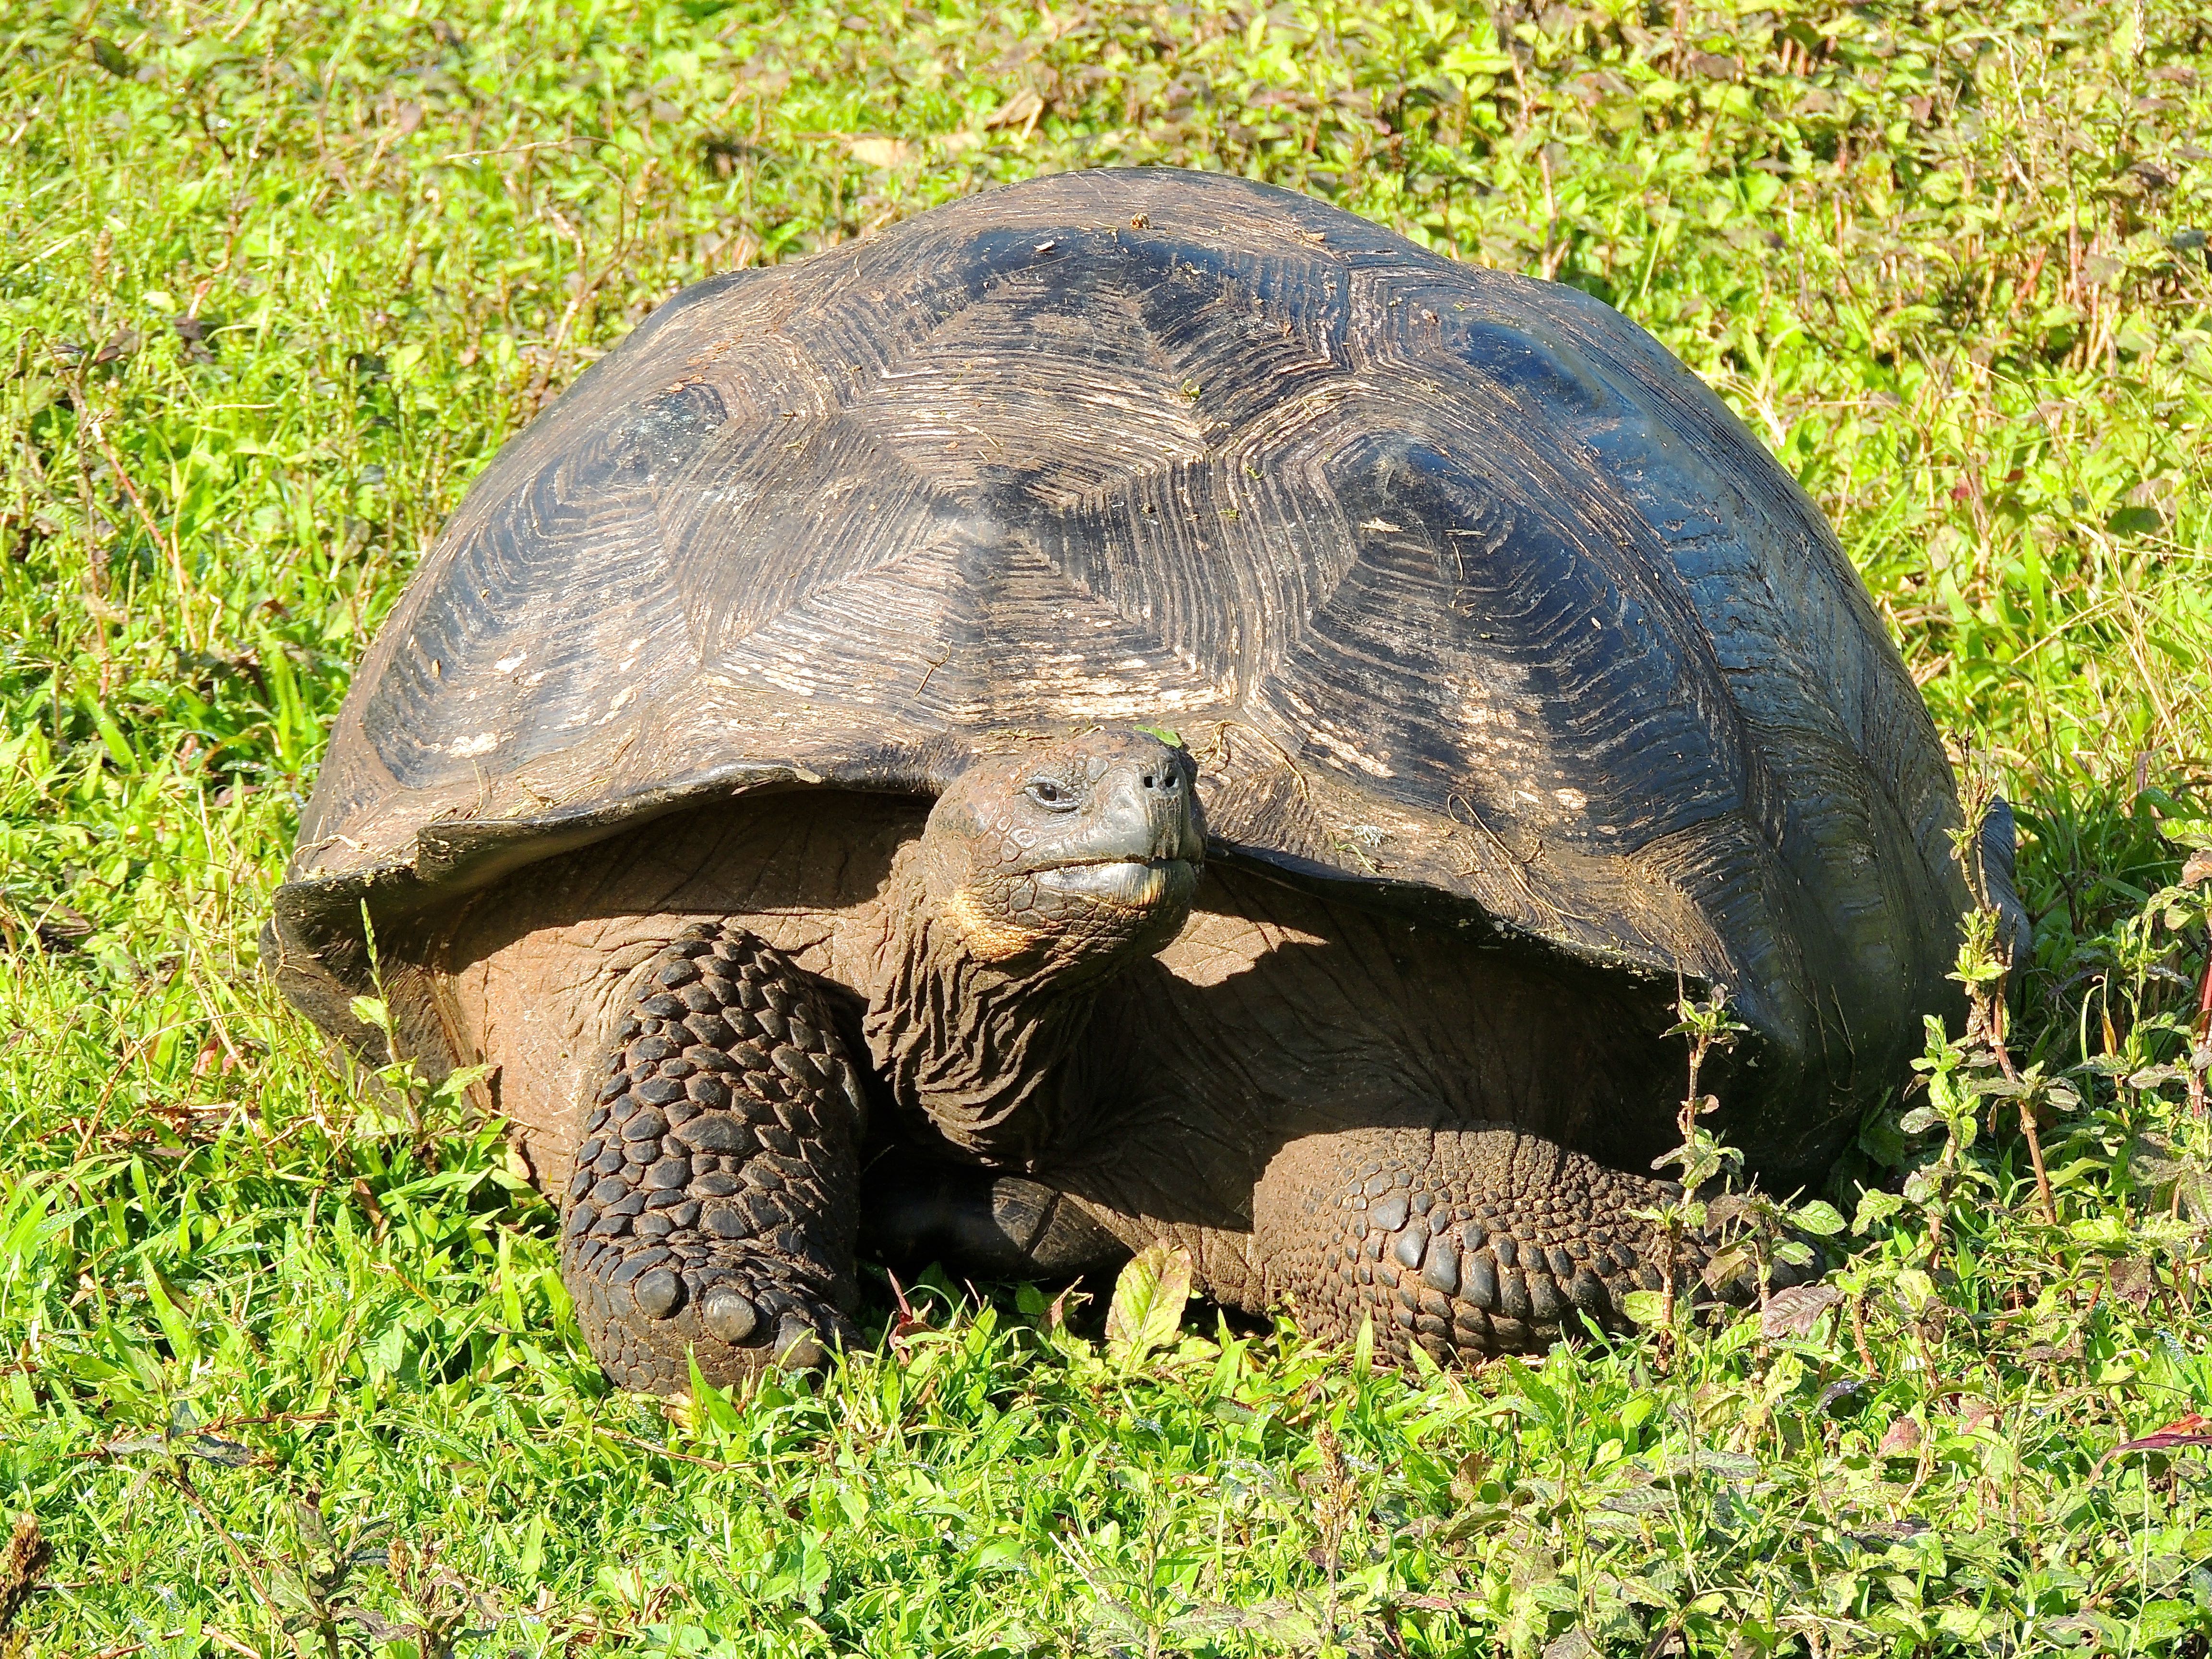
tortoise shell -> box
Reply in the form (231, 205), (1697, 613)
(273, 167), (1976, 1167)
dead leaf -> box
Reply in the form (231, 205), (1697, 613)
(1815, 1376), (1868, 1415)
(980, 87), (1044, 132)
(2107, 1257), (2155, 1310)
(1044, 1282), (1087, 1335)
(1760, 1282), (1840, 1339)
(2021, 1333), (2082, 1364)
(2105, 1413), (2212, 1464)
(2096, 1413), (2212, 1476)
(1699, 1242), (1752, 1290)
(1397, 1590), (1478, 1612)
(882, 1269), (930, 1360)
(30, 902), (94, 953)
(846, 136), (911, 168)
(2182, 848), (2212, 887)
(1876, 1416), (1922, 1457)
(1950, 1395), (1999, 1433)
(1448, 1450), (1491, 1504)
(1848, 1516), (1930, 1546)
(1165, 1599), (1316, 1642)
(173, 313), (219, 364)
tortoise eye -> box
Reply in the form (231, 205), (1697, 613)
(1025, 777), (1076, 810)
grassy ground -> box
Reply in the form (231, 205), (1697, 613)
(4, 0), (2212, 1652)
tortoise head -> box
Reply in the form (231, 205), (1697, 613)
(866, 728), (1205, 1158)
(908, 729), (1205, 982)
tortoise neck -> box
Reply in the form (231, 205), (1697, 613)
(862, 859), (1101, 1167)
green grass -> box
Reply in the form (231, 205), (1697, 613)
(3, 0), (2211, 1652)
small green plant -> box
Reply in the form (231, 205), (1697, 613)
(1103, 1242), (1193, 1370)
(1626, 984), (1743, 1359)
(343, 988), (494, 1165)
(344, 905), (496, 1165)
(1630, 985), (1847, 1354)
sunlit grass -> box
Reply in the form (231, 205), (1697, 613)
(3, 0), (2210, 1652)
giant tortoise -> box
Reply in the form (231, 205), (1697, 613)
(266, 168), (2003, 1392)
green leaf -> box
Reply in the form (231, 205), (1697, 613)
(1935, 1606), (2003, 1641)
(1892, 1267), (1937, 1310)
(1793, 1199), (1847, 1236)
(88, 702), (137, 771)
(2134, 1599), (2204, 1644)
(142, 1264), (198, 1364)
(292, 1498), (333, 1554)
(266, 1564), (319, 1614)
(1132, 723), (1181, 747)
(1105, 1243), (1192, 1367)
(1621, 1290), (1671, 1327)
(349, 995), (392, 1034)
(1540, 1623), (1599, 1657)
(433, 1061), (497, 1105)
(686, 1353), (742, 1432)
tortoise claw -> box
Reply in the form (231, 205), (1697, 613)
(702, 1286), (758, 1344)
(774, 1314), (829, 1370)
(632, 1268), (685, 1322)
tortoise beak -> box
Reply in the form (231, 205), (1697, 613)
(1026, 739), (1204, 924)
(1089, 745), (1203, 867)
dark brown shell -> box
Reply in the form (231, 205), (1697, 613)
(272, 168), (1983, 1159)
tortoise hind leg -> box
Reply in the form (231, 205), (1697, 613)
(1254, 1123), (1687, 1366)
(864, 1155), (1129, 1281)
(561, 922), (865, 1393)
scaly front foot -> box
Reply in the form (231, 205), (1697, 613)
(561, 923), (865, 1392)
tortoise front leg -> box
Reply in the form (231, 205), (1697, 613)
(1255, 1123), (1728, 1366)
(561, 922), (865, 1393)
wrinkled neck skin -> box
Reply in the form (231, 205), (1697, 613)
(863, 845), (1115, 1169)
(861, 729), (1204, 1167)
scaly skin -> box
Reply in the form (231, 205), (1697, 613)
(1254, 1124), (1712, 1362)
(1249, 1118), (1827, 1364)
(560, 923), (865, 1392)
